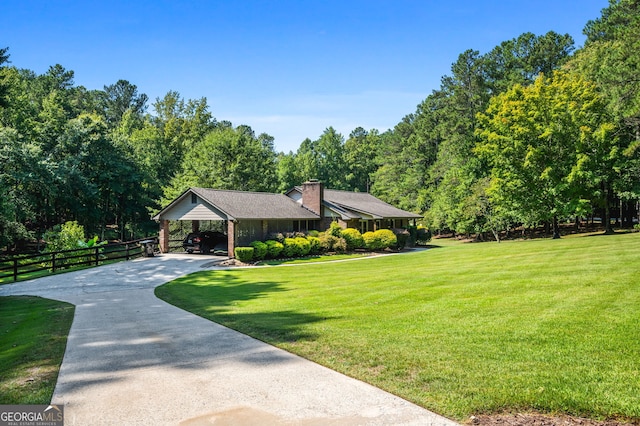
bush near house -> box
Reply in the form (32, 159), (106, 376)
(248, 225), (405, 262)
(307, 236), (321, 254)
(319, 233), (347, 252)
(250, 241), (268, 260)
(234, 247), (254, 262)
(363, 229), (397, 251)
(264, 240), (284, 258)
(376, 229), (397, 248)
(328, 221), (343, 237)
(295, 237), (311, 256)
(362, 231), (382, 250)
(341, 228), (364, 250)
(393, 228), (410, 250)
(283, 238), (297, 257)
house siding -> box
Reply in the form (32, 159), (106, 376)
(160, 197), (226, 221)
(236, 220), (263, 246)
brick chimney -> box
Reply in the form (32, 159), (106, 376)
(301, 180), (324, 216)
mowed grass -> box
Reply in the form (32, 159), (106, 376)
(155, 233), (640, 422)
(0, 296), (74, 404)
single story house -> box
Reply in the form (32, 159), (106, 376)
(153, 180), (422, 256)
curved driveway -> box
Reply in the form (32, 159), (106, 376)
(0, 254), (457, 425)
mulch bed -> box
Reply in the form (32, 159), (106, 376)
(469, 414), (638, 426)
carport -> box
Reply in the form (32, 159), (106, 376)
(153, 187), (320, 257)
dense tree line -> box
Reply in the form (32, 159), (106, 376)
(1, 0), (638, 250)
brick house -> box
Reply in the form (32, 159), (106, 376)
(153, 180), (422, 256)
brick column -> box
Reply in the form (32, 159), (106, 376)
(227, 220), (235, 258)
(159, 220), (170, 253)
(192, 220), (200, 233)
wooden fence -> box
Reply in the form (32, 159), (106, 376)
(0, 237), (158, 283)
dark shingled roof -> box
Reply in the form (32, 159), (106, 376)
(191, 187), (319, 220)
(324, 189), (422, 219)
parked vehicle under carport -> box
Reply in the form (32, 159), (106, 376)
(182, 231), (227, 255)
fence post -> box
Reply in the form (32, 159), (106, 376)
(13, 258), (18, 282)
(95, 247), (99, 266)
(125, 243), (130, 260)
(52, 253), (56, 273)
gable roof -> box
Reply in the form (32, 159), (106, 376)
(155, 185), (422, 223)
(287, 186), (422, 220)
(324, 189), (423, 220)
(154, 187), (320, 221)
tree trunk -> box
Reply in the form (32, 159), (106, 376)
(603, 182), (614, 234)
(552, 216), (561, 239)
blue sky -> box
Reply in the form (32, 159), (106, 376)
(1, 0), (607, 152)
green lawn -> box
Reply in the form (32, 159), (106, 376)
(155, 233), (640, 422)
(0, 296), (74, 404)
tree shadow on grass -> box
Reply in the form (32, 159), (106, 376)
(156, 271), (335, 345)
(201, 309), (330, 345)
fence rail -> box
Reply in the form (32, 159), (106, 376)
(0, 237), (158, 283)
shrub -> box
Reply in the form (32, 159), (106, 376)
(250, 241), (268, 260)
(234, 247), (254, 262)
(44, 221), (86, 252)
(328, 221), (343, 237)
(341, 228), (364, 250)
(295, 237), (311, 256)
(375, 229), (397, 249)
(407, 225), (418, 246)
(319, 233), (347, 252)
(265, 240), (284, 258)
(332, 237), (347, 252)
(283, 238), (297, 257)
(362, 230), (397, 250)
(362, 231), (382, 250)
(308, 230), (320, 237)
(307, 236), (321, 254)
(416, 227), (432, 245)
(393, 228), (410, 250)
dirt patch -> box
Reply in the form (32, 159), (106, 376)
(469, 413), (638, 426)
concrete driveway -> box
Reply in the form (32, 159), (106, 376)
(0, 254), (457, 425)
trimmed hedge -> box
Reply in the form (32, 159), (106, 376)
(295, 237), (311, 256)
(250, 241), (268, 260)
(283, 238), (296, 257)
(363, 229), (397, 250)
(283, 237), (312, 257)
(341, 228), (364, 250)
(234, 247), (254, 262)
(376, 229), (397, 249)
(265, 240), (284, 258)
(241, 227), (405, 262)
(307, 236), (321, 254)
(362, 231), (382, 250)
